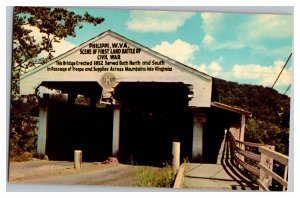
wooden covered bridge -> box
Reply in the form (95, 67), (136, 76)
(19, 30), (289, 191)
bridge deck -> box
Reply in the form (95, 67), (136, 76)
(183, 163), (255, 191)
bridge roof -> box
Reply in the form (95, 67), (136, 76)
(211, 101), (252, 116)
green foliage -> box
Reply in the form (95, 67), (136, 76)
(214, 78), (290, 155)
(135, 163), (176, 188)
(10, 7), (105, 160)
(9, 95), (39, 161)
(246, 118), (289, 155)
(12, 7), (105, 95)
(214, 78), (290, 125)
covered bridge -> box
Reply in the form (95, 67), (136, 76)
(20, 30), (251, 166)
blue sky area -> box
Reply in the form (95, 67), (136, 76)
(62, 8), (293, 95)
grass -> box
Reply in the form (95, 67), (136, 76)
(135, 163), (176, 188)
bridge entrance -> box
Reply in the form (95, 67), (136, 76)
(203, 106), (242, 163)
(46, 102), (113, 162)
(114, 82), (193, 166)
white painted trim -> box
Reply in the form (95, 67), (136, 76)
(20, 30), (212, 82)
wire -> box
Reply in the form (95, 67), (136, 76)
(199, 70), (280, 75)
(284, 84), (291, 95)
(271, 53), (292, 88)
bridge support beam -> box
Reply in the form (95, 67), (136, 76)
(37, 95), (49, 158)
(239, 114), (246, 162)
(191, 108), (205, 161)
(112, 105), (121, 157)
(240, 114), (245, 143)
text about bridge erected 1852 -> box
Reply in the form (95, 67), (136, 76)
(49, 42), (172, 73)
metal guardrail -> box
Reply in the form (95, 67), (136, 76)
(227, 131), (289, 191)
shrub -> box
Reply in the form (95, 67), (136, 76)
(135, 163), (176, 188)
(9, 96), (38, 161)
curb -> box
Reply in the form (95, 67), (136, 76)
(173, 164), (185, 188)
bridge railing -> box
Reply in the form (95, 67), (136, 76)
(258, 146), (289, 191)
(227, 131), (289, 191)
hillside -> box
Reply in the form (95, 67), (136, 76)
(213, 78), (290, 155)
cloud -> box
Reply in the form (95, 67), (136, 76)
(193, 58), (224, 77)
(209, 61), (223, 76)
(200, 12), (292, 55)
(231, 60), (292, 87)
(200, 13), (246, 50)
(201, 13), (224, 34)
(197, 64), (207, 73)
(24, 25), (76, 58)
(52, 40), (76, 57)
(191, 57), (291, 89)
(152, 39), (199, 63)
(243, 15), (293, 40)
(251, 45), (292, 57)
(127, 11), (195, 32)
(202, 34), (215, 45)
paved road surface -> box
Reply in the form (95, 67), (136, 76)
(23, 164), (136, 186)
(9, 160), (137, 187)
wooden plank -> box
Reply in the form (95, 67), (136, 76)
(235, 140), (265, 148)
(257, 179), (270, 191)
(211, 102), (252, 116)
(236, 147), (261, 162)
(234, 155), (260, 176)
(173, 164), (185, 188)
(283, 166), (288, 191)
(258, 163), (288, 188)
(259, 146), (289, 165)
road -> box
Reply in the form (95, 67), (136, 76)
(8, 159), (138, 187)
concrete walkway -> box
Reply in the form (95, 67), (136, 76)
(183, 163), (254, 191)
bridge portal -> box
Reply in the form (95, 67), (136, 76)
(20, 30), (250, 166)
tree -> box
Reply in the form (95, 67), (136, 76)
(10, 7), (105, 160)
(12, 7), (105, 96)
(213, 78), (290, 155)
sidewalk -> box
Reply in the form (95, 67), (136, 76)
(182, 163), (253, 191)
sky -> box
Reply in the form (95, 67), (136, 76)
(34, 7), (293, 95)
(3, 2), (298, 194)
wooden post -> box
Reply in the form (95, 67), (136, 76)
(267, 145), (275, 186)
(239, 115), (245, 143)
(239, 114), (246, 162)
(259, 146), (275, 191)
(112, 106), (121, 157)
(191, 108), (205, 161)
(74, 150), (82, 170)
(259, 146), (289, 191)
(37, 104), (48, 157)
(283, 165), (288, 191)
(172, 142), (180, 172)
(192, 122), (203, 161)
(259, 149), (269, 191)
